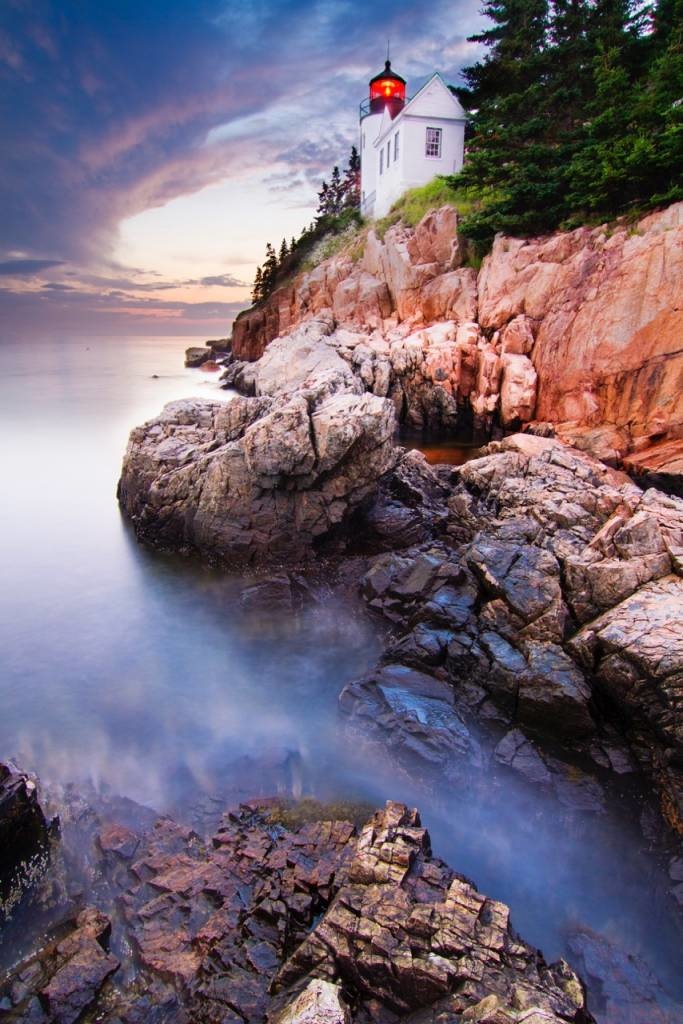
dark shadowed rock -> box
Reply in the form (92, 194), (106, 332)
(184, 346), (211, 368)
(2, 908), (119, 1024)
(339, 665), (480, 775)
(0, 762), (52, 915)
(518, 643), (595, 740)
(495, 729), (553, 786)
(566, 926), (681, 1024)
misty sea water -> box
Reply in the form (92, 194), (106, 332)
(0, 334), (681, 1018)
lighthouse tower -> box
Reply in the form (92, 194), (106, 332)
(359, 60), (406, 215)
(359, 58), (467, 219)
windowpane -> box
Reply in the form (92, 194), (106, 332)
(386, 141), (390, 166)
(425, 127), (442, 158)
(394, 132), (399, 161)
(380, 149), (383, 174)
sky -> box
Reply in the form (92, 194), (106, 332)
(0, 0), (483, 338)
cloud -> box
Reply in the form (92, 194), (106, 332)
(0, 258), (64, 275)
(65, 269), (248, 292)
(197, 273), (247, 287)
(0, 282), (247, 337)
(0, 0), (484, 331)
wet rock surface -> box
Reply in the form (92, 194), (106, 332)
(340, 435), (683, 833)
(107, 201), (683, 1021)
(0, 763), (53, 918)
(0, 801), (595, 1024)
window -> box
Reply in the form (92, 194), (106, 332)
(379, 149), (383, 175)
(425, 127), (442, 158)
(362, 132), (365, 150)
(386, 141), (390, 166)
(394, 132), (399, 161)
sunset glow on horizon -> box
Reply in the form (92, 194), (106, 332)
(0, 0), (483, 337)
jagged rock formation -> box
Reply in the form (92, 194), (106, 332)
(1, 801), (594, 1024)
(230, 203), (682, 474)
(342, 435), (683, 833)
(119, 320), (398, 565)
(0, 762), (52, 917)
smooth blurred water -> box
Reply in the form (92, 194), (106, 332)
(0, 337), (382, 812)
(0, 336), (681, 1017)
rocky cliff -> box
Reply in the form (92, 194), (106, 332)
(231, 203), (682, 480)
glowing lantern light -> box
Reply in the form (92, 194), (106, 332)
(368, 60), (406, 116)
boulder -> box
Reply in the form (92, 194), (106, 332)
(275, 803), (591, 1023)
(517, 642), (595, 739)
(1, 801), (594, 1024)
(41, 910), (119, 1024)
(623, 438), (683, 498)
(119, 323), (398, 566)
(339, 663), (480, 774)
(500, 352), (538, 425)
(0, 762), (52, 913)
(184, 346), (212, 368)
(569, 574), (683, 830)
(2, 908), (119, 1024)
(271, 979), (350, 1024)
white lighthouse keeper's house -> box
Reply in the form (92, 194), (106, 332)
(359, 60), (467, 219)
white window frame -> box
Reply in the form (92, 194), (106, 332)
(425, 126), (442, 159)
(394, 132), (399, 161)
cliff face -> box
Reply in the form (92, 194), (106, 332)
(231, 203), (683, 474)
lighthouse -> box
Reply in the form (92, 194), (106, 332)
(359, 60), (406, 216)
(359, 59), (467, 219)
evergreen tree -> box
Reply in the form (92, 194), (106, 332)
(251, 265), (263, 304)
(457, 0), (553, 236)
(316, 180), (331, 217)
(454, 0), (681, 239)
(278, 238), (289, 263)
(343, 145), (361, 208)
(567, 1), (683, 213)
(261, 242), (278, 296)
(328, 165), (345, 214)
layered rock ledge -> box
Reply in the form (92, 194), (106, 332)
(342, 433), (683, 832)
(1, 799), (594, 1024)
(230, 202), (682, 474)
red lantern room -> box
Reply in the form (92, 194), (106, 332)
(368, 60), (406, 117)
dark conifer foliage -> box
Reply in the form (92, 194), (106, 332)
(454, 0), (683, 241)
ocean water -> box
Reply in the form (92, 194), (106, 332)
(0, 335), (680, 1016)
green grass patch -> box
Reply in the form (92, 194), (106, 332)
(374, 177), (497, 239)
(373, 177), (501, 266)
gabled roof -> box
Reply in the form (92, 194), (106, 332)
(373, 72), (466, 146)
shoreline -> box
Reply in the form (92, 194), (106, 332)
(3, 202), (683, 1021)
